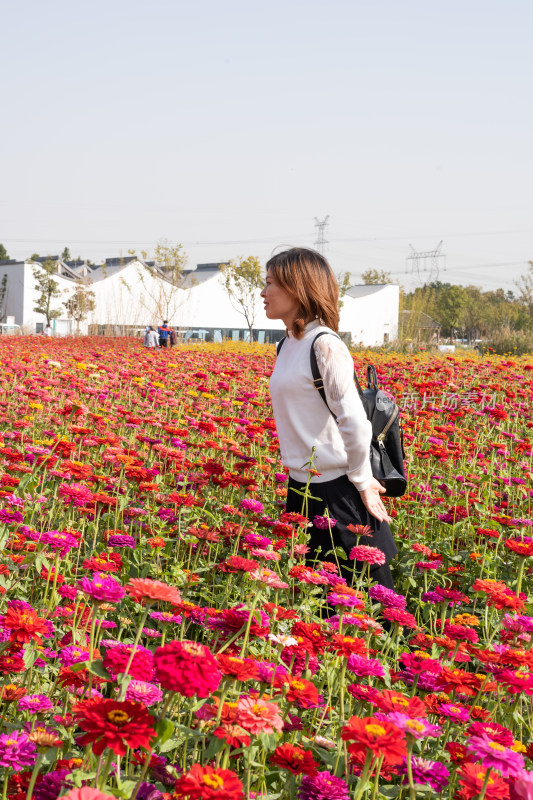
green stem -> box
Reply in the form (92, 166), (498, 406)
(477, 767), (492, 800)
(352, 751), (374, 800)
(26, 752), (45, 800)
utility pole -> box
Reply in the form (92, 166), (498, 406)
(314, 216), (330, 255)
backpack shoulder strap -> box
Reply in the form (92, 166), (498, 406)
(310, 332), (365, 409)
(310, 332), (339, 419)
(276, 337), (286, 356)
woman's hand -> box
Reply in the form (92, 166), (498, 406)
(359, 478), (392, 523)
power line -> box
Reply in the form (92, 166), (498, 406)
(2, 227), (533, 249)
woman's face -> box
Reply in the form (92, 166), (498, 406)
(261, 269), (300, 327)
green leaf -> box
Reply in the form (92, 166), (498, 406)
(202, 736), (225, 761)
(155, 716), (175, 746)
(88, 660), (112, 680)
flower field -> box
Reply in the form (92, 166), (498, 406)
(0, 336), (532, 800)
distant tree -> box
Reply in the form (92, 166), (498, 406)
(361, 269), (392, 284)
(337, 271), (352, 310)
(220, 256), (263, 342)
(64, 281), (96, 333)
(30, 253), (40, 261)
(130, 239), (189, 323)
(61, 247), (71, 262)
(33, 258), (63, 326)
(0, 244), (8, 261)
(434, 285), (468, 339)
(515, 262), (533, 327)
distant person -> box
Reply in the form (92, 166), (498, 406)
(169, 329), (178, 347)
(144, 326), (159, 348)
(158, 321), (171, 348)
(44, 325), (52, 337)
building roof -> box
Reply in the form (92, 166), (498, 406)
(345, 284), (393, 298)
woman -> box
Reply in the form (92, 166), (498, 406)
(144, 326), (159, 348)
(262, 247), (397, 588)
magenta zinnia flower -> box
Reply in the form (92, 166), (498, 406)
(313, 516), (337, 529)
(108, 534), (136, 549)
(18, 694), (54, 714)
(0, 730), (37, 769)
(78, 573), (126, 603)
(326, 593), (364, 609)
(239, 498), (265, 513)
(467, 732), (525, 777)
(298, 770), (349, 800)
(369, 585), (406, 609)
(398, 757), (449, 792)
(346, 654), (385, 679)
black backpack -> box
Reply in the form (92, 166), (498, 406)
(276, 333), (407, 497)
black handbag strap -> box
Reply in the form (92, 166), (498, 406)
(276, 337), (286, 356)
(310, 332), (366, 415)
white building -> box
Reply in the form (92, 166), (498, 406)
(0, 257), (398, 346)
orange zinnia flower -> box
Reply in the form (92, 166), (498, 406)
(126, 578), (181, 605)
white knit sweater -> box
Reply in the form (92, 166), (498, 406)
(269, 320), (373, 491)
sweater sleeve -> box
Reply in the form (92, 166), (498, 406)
(313, 335), (373, 491)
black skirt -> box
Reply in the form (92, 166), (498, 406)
(286, 474), (397, 586)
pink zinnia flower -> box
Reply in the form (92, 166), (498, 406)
(236, 696), (284, 735)
(125, 680), (163, 707)
(467, 732), (525, 777)
(349, 545), (386, 565)
(78, 573), (126, 604)
(249, 568), (289, 589)
(512, 769), (533, 800)
(61, 787), (117, 800)
(378, 712), (441, 740)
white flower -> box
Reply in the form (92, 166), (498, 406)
(268, 633), (298, 647)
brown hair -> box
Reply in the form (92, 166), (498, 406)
(265, 247), (339, 339)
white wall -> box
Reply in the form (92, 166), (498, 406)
(339, 285), (399, 346)
(1, 260), (399, 345)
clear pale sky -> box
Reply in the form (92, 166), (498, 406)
(2, 0), (532, 291)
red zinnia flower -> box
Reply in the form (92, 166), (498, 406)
(216, 655), (259, 682)
(372, 689), (426, 717)
(103, 644), (154, 682)
(3, 607), (49, 645)
(72, 698), (156, 756)
(457, 762), (509, 799)
(290, 621), (328, 655)
(269, 742), (319, 776)
(284, 677), (320, 708)
(154, 640), (221, 697)
(341, 716), (407, 765)
(174, 763), (244, 799)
